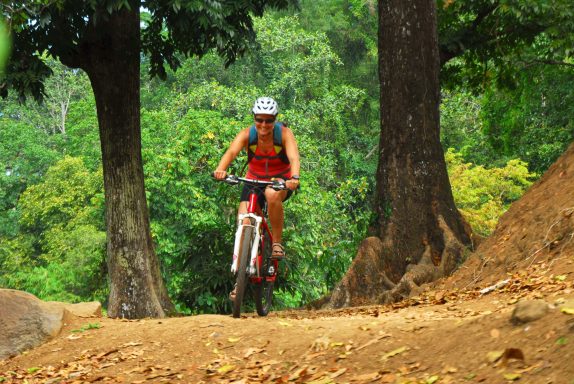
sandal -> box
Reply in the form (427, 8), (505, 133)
(229, 283), (237, 302)
(271, 242), (285, 259)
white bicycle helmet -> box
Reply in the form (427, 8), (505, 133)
(252, 97), (279, 116)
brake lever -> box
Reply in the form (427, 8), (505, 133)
(271, 180), (287, 191)
(225, 175), (239, 185)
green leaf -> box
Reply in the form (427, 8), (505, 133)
(503, 372), (521, 381)
(381, 346), (408, 360)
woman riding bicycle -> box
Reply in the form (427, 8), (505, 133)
(213, 97), (300, 260)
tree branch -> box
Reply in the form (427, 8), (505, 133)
(519, 59), (574, 69)
(439, 3), (498, 65)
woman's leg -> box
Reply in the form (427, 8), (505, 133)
(265, 188), (287, 257)
(264, 188), (287, 242)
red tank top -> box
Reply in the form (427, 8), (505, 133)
(246, 145), (291, 180)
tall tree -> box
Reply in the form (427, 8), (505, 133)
(327, 0), (471, 307)
(1, 0), (295, 318)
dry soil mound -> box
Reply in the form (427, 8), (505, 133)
(443, 141), (574, 290)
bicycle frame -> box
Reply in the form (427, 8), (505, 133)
(224, 176), (286, 284)
(231, 188), (277, 284)
(216, 174), (287, 317)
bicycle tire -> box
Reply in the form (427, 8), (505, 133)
(233, 225), (253, 318)
(254, 230), (274, 316)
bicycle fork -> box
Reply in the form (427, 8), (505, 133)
(231, 213), (262, 275)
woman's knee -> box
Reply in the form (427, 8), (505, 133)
(265, 190), (285, 205)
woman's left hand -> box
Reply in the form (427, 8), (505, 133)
(286, 178), (300, 191)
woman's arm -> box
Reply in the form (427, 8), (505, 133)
(214, 128), (248, 179)
(283, 127), (300, 190)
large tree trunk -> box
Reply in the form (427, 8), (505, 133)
(78, 6), (174, 318)
(327, 0), (472, 308)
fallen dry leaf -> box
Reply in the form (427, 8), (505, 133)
(217, 364), (236, 374)
(288, 366), (309, 381)
(329, 368), (347, 378)
(503, 372), (522, 381)
(381, 346), (408, 360)
(278, 321), (293, 327)
(119, 342), (143, 348)
(306, 377), (334, 384)
(442, 366), (458, 374)
(243, 347), (264, 359)
(380, 373), (397, 383)
(561, 307), (574, 315)
(356, 335), (387, 351)
(352, 371), (381, 382)
(487, 350), (505, 364)
(305, 351), (327, 361)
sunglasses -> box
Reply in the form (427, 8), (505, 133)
(254, 117), (276, 124)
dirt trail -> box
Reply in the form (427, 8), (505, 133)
(2, 260), (573, 384)
(3, 141), (574, 384)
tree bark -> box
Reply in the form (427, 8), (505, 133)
(79, 6), (174, 318)
(327, 0), (472, 308)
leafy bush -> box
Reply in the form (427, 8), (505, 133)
(141, 107), (372, 313)
(481, 65), (574, 173)
(0, 157), (107, 303)
(446, 149), (537, 236)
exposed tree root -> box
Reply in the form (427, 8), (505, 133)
(324, 215), (469, 309)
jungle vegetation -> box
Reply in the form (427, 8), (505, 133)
(0, 0), (571, 314)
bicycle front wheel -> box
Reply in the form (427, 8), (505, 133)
(254, 231), (274, 316)
(233, 225), (253, 318)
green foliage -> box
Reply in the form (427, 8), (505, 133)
(1, 0), (298, 101)
(142, 109), (240, 314)
(141, 105), (372, 312)
(438, 0), (574, 90)
(138, 17), (377, 308)
(0, 4), (570, 315)
(440, 90), (500, 166)
(71, 322), (102, 333)
(281, 176), (371, 304)
(0, 18), (10, 73)
(64, 96), (100, 170)
(0, 157), (106, 303)
(446, 149), (537, 236)
(0, 118), (61, 237)
(481, 65), (574, 172)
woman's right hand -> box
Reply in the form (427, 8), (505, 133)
(213, 170), (227, 180)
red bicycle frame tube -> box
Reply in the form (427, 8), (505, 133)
(247, 190), (276, 284)
(248, 192), (259, 214)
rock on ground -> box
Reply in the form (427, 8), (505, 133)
(47, 301), (102, 318)
(511, 299), (549, 324)
(0, 289), (101, 360)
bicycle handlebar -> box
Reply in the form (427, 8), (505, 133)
(213, 174), (289, 191)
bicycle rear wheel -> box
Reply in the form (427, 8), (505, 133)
(254, 231), (274, 316)
(233, 225), (253, 318)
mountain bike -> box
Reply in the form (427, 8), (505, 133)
(216, 175), (288, 318)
